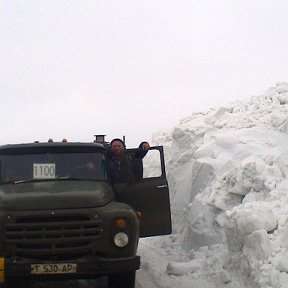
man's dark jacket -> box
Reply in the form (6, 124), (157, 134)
(107, 145), (148, 184)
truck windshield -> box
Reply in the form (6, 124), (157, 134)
(0, 152), (108, 183)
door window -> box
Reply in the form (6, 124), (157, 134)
(143, 150), (162, 178)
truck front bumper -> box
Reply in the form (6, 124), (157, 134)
(2, 255), (140, 280)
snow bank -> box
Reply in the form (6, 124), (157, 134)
(144, 82), (288, 288)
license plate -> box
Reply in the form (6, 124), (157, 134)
(31, 263), (77, 274)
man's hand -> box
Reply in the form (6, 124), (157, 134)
(141, 142), (150, 150)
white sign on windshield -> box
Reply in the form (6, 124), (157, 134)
(33, 163), (56, 179)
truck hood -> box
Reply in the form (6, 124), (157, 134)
(0, 181), (114, 211)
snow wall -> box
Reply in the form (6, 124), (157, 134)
(150, 82), (288, 288)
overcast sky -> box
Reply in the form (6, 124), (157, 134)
(1, 0), (288, 147)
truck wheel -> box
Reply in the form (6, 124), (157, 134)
(2, 279), (30, 288)
(108, 271), (136, 288)
(0, 280), (16, 288)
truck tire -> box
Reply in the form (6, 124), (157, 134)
(108, 271), (136, 288)
(1, 279), (27, 288)
(0, 280), (20, 288)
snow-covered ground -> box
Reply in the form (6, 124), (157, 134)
(140, 82), (288, 288)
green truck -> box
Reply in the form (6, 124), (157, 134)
(0, 141), (171, 287)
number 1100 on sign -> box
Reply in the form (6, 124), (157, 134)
(33, 163), (56, 179)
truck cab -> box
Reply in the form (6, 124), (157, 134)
(0, 142), (171, 287)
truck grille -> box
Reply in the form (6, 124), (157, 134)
(5, 214), (103, 259)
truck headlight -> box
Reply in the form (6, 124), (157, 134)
(114, 232), (129, 247)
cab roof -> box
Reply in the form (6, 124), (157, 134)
(0, 142), (106, 155)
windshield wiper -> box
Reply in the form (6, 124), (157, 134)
(13, 177), (70, 184)
(12, 177), (100, 184)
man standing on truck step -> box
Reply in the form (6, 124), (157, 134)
(107, 138), (150, 184)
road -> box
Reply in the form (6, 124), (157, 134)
(14, 267), (157, 288)
(135, 267), (159, 288)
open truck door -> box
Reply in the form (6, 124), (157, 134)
(114, 146), (172, 237)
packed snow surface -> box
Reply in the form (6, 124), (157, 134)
(140, 82), (288, 288)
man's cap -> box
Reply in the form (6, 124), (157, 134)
(110, 138), (126, 147)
